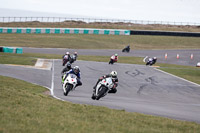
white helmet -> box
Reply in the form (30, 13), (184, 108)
(73, 66), (80, 74)
(66, 52), (69, 55)
(153, 57), (157, 60)
(110, 71), (117, 78)
(115, 54), (118, 56)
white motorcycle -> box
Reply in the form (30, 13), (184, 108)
(62, 73), (77, 96)
(91, 77), (114, 100)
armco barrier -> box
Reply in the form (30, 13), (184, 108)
(130, 30), (200, 37)
(0, 27), (130, 35)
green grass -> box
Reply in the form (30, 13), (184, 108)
(0, 52), (61, 60)
(0, 75), (200, 133)
(1, 34), (200, 49)
(0, 53), (36, 65)
(159, 68), (200, 84)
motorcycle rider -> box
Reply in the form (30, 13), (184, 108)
(61, 62), (72, 76)
(109, 54), (118, 64)
(70, 52), (78, 64)
(74, 52), (78, 59)
(63, 66), (82, 88)
(122, 45), (130, 52)
(93, 71), (118, 93)
(62, 52), (71, 66)
(146, 56), (157, 66)
(152, 57), (157, 63)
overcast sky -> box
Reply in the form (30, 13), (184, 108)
(0, 0), (200, 23)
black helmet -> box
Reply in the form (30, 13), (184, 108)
(73, 66), (80, 74)
(66, 62), (71, 68)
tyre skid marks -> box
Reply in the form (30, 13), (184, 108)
(86, 66), (104, 72)
(125, 69), (145, 78)
(125, 69), (159, 94)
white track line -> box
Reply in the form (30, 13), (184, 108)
(50, 59), (55, 95)
(50, 59), (65, 101)
(155, 68), (200, 87)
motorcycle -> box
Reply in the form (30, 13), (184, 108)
(146, 59), (157, 66)
(91, 77), (114, 100)
(122, 47), (130, 53)
(143, 56), (157, 66)
(109, 56), (118, 64)
(62, 58), (69, 66)
(62, 73), (77, 96)
(62, 55), (71, 66)
(146, 61), (155, 66)
(70, 55), (77, 64)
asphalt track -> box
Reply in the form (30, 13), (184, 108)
(1, 59), (200, 123)
(23, 47), (200, 66)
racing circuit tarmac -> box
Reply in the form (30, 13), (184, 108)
(1, 58), (200, 123)
(23, 47), (200, 66)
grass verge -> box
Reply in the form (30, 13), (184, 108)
(159, 68), (200, 85)
(0, 53), (36, 65)
(0, 75), (200, 133)
(0, 34), (200, 49)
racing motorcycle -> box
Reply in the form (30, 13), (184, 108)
(62, 73), (77, 96)
(70, 55), (77, 64)
(143, 56), (157, 66)
(146, 60), (155, 66)
(109, 56), (118, 64)
(62, 55), (71, 66)
(122, 46), (130, 53)
(91, 77), (114, 100)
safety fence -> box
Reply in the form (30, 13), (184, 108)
(0, 17), (200, 26)
(0, 27), (130, 35)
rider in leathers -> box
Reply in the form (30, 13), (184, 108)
(62, 52), (71, 66)
(61, 62), (72, 76)
(70, 52), (78, 64)
(146, 57), (157, 66)
(93, 71), (118, 93)
(63, 66), (82, 88)
(109, 54), (118, 64)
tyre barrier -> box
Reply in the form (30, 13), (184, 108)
(0, 27), (130, 35)
(0, 47), (23, 54)
(0, 47), (3, 52)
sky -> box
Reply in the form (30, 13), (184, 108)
(0, 0), (200, 23)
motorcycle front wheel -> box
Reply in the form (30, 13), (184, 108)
(64, 84), (73, 96)
(96, 86), (108, 100)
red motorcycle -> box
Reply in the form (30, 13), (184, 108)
(109, 54), (118, 64)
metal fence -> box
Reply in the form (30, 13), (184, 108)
(0, 17), (200, 26)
